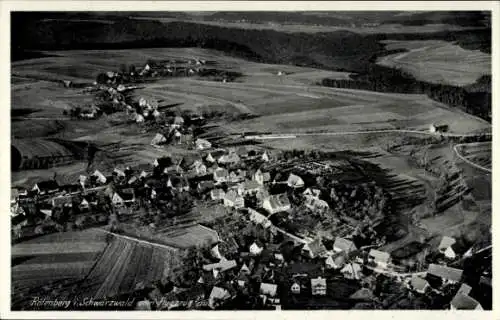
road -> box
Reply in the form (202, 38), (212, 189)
(453, 142), (492, 173)
(95, 228), (179, 252)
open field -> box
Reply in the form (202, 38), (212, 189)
(377, 40), (491, 86)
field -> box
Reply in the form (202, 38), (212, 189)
(78, 234), (180, 299)
(454, 142), (491, 170)
(377, 40), (491, 86)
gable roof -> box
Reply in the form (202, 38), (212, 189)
(224, 190), (242, 203)
(369, 249), (391, 264)
(334, 237), (357, 252)
(311, 276), (327, 287)
(203, 260), (237, 272)
(427, 264), (463, 282)
(260, 283), (278, 297)
(451, 293), (482, 310)
(305, 239), (327, 257)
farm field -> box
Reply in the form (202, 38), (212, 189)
(454, 142), (491, 170)
(377, 40), (491, 86)
(78, 233), (180, 299)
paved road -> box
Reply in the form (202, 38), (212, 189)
(453, 142), (492, 173)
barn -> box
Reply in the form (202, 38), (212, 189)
(11, 138), (76, 171)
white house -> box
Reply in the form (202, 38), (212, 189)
(311, 277), (327, 296)
(262, 194), (291, 215)
(341, 263), (362, 280)
(92, 170), (107, 185)
(368, 249), (391, 269)
(287, 173), (305, 189)
(249, 242), (264, 256)
(210, 189), (225, 201)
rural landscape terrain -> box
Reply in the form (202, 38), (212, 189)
(10, 11), (492, 311)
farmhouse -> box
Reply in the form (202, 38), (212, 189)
(196, 138), (212, 150)
(223, 190), (244, 209)
(368, 249), (391, 268)
(429, 123), (449, 133)
(262, 194), (291, 215)
(427, 264), (463, 285)
(438, 236), (457, 260)
(210, 189), (225, 201)
(32, 180), (59, 195)
(287, 173), (305, 189)
(450, 293), (483, 310)
(213, 168), (229, 184)
(333, 237), (357, 254)
(253, 169), (271, 185)
(311, 277), (327, 296)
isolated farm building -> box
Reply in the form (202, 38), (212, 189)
(303, 238), (328, 259)
(427, 264), (463, 285)
(213, 167), (229, 184)
(311, 277), (327, 296)
(333, 237), (357, 254)
(325, 252), (346, 269)
(287, 173), (305, 189)
(196, 138), (212, 150)
(429, 123), (449, 133)
(450, 293), (483, 310)
(410, 276), (430, 294)
(32, 180), (59, 195)
(218, 153), (241, 165)
(208, 286), (231, 309)
(112, 188), (135, 205)
(151, 133), (167, 146)
(210, 188), (225, 201)
(262, 193), (291, 215)
(438, 236), (457, 259)
(341, 262), (362, 280)
(248, 208), (272, 228)
(223, 190), (244, 209)
(368, 249), (391, 268)
(253, 169), (271, 185)
(238, 180), (262, 196)
(51, 195), (73, 208)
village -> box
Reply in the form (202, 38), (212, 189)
(11, 60), (491, 311)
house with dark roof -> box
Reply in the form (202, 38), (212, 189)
(32, 180), (59, 195)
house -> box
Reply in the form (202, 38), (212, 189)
(240, 263), (251, 275)
(112, 188), (135, 205)
(51, 196), (73, 208)
(260, 283), (278, 298)
(427, 264), (463, 284)
(229, 170), (245, 183)
(79, 198), (90, 210)
(287, 173), (305, 189)
(333, 237), (357, 254)
(206, 150), (225, 163)
(368, 249), (391, 268)
(341, 263), (362, 280)
(325, 252), (346, 269)
(262, 194), (291, 215)
(253, 169), (271, 185)
(291, 282), (301, 294)
(135, 113), (145, 123)
(261, 151), (270, 162)
(92, 170), (108, 185)
(438, 236), (457, 259)
(303, 238), (328, 259)
(218, 153), (240, 165)
(32, 180), (59, 195)
(457, 283), (472, 296)
(203, 260), (237, 272)
(248, 208), (272, 228)
(213, 168), (229, 184)
(305, 197), (330, 211)
(223, 190), (244, 209)
(210, 189), (225, 201)
(150, 133), (167, 146)
(193, 160), (207, 176)
(429, 123), (449, 133)
(311, 277), (327, 296)
(196, 138), (212, 150)
(197, 181), (215, 193)
(410, 276), (430, 294)
(208, 286), (231, 309)
(303, 188), (321, 199)
(249, 242), (264, 256)
(450, 293), (483, 310)
(238, 180), (262, 196)
(173, 116), (184, 128)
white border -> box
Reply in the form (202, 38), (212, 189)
(1, 1), (498, 319)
